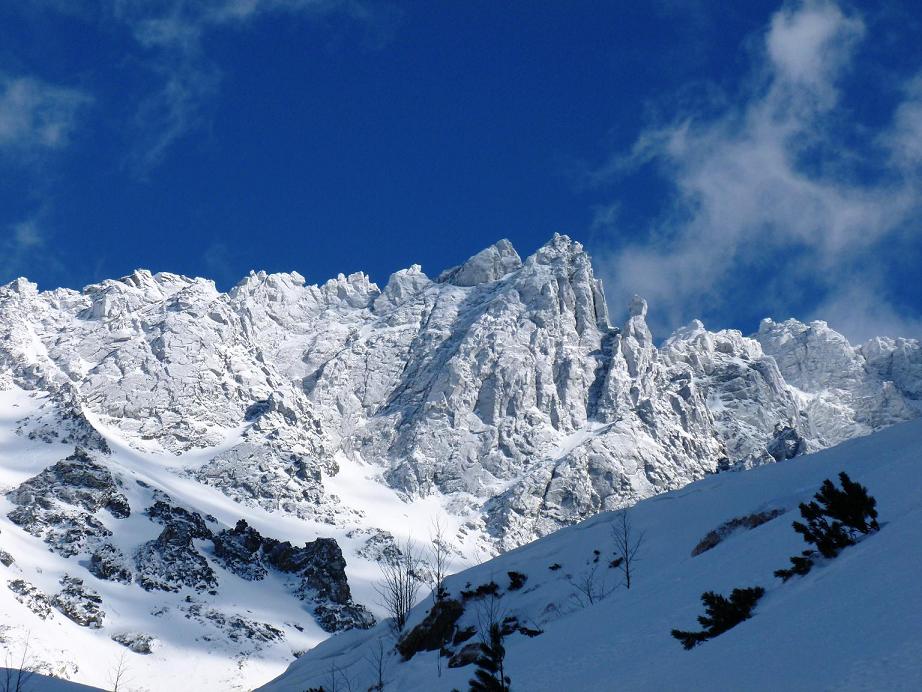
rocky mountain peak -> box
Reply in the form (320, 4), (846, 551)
(1, 277), (39, 297)
(2, 234), (920, 547)
(439, 239), (523, 286)
(1, 234), (921, 689)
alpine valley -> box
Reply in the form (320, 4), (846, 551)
(1, 235), (920, 690)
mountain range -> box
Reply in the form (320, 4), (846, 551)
(0, 234), (919, 689)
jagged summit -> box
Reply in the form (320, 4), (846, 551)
(1, 234), (919, 522)
(1, 235), (921, 688)
(439, 238), (522, 286)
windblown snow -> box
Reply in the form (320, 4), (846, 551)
(263, 418), (922, 691)
(0, 235), (919, 689)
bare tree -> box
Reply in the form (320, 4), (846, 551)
(570, 561), (613, 607)
(374, 536), (422, 633)
(612, 509), (645, 589)
(426, 517), (454, 603)
(470, 594), (511, 692)
(2, 633), (35, 692)
(365, 637), (389, 691)
(109, 651), (130, 692)
(423, 519), (456, 681)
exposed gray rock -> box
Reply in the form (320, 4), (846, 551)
(1, 235), (920, 560)
(112, 632), (159, 654)
(146, 500), (213, 540)
(757, 318), (918, 446)
(691, 509), (786, 556)
(438, 239), (522, 287)
(766, 425), (808, 462)
(448, 642), (481, 669)
(181, 600), (284, 646)
(5, 448), (129, 558)
(191, 442), (335, 523)
(135, 522), (217, 593)
(349, 527), (400, 563)
(52, 575), (105, 628)
(211, 520), (374, 632)
(6, 447), (128, 518)
(17, 383), (111, 454)
(211, 520), (267, 581)
(89, 543), (133, 583)
(7, 579), (53, 619)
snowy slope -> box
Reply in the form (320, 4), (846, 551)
(2, 235), (919, 553)
(0, 386), (481, 691)
(263, 418), (922, 691)
(1, 235), (921, 690)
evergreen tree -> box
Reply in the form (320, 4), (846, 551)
(671, 586), (765, 649)
(775, 472), (879, 581)
(469, 623), (511, 692)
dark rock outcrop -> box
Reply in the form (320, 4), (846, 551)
(6, 448), (128, 517)
(691, 508), (786, 556)
(212, 520), (267, 580)
(211, 520), (373, 632)
(448, 642), (481, 669)
(146, 500), (213, 540)
(135, 522), (217, 593)
(52, 575), (105, 628)
(5, 448), (129, 557)
(112, 632), (159, 654)
(766, 425), (808, 462)
(397, 598), (464, 660)
(7, 579), (53, 619)
(89, 543), (133, 583)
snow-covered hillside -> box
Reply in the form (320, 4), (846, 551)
(263, 418), (922, 692)
(0, 385), (483, 690)
(2, 235), (920, 553)
(1, 234), (920, 689)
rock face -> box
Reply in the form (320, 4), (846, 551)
(7, 579), (53, 619)
(1, 235), (920, 555)
(89, 543), (133, 583)
(112, 632), (159, 654)
(146, 499), (214, 540)
(135, 522), (218, 593)
(52, 576), (105, 628)
(6, 448), (129, 557)
(1, 234), (921, 690)
(212, 520), (374, 632)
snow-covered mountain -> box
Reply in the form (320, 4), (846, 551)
(262, 417), (922, 691)
(0, 234), (920, 689)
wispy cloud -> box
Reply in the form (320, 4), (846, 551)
(1, 215), (51, 281)
(593, 1), (922, 341)
(0, 74), (91, 156)
(100, 0), (397, 172)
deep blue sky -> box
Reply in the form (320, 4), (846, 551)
(1, 1), (920, 340)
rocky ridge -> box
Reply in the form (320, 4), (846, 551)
(1, 234), (920, 689)
(1, 236), (920, 550)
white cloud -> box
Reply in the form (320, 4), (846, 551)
(810, 283), (922, 345)
(766, 0), (863, 88)
(106, 0), (388, 171)
(595, 0), (922, 341)
(1, 216), (47, 280)
(0, 75), (91, 154)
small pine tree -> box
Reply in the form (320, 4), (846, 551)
(469, 623), (511, 692)
(671, 586), (765, 649)
(775, 472), (879, 581)
(774, 552), (814, 582)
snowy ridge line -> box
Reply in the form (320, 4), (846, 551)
(262, 418), (922, 691)
(0, 234), (921, 689)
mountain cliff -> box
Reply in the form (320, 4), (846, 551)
(0, 234), (919, 689)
